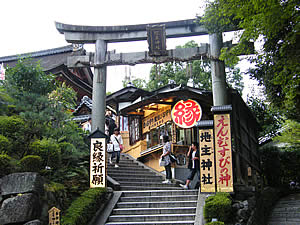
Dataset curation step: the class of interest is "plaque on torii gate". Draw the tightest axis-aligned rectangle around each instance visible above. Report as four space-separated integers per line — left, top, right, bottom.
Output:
55 19 239 132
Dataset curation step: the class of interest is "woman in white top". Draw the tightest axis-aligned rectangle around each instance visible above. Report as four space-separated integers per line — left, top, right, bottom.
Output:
160 135 172 184
110 127 123 167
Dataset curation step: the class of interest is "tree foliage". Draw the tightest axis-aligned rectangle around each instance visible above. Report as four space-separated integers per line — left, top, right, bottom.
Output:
200 0 300 121
145 41 244 93
273 120 300 147
246 96 282 138
1 58 89 210
122 78 147 89
260 144 300 186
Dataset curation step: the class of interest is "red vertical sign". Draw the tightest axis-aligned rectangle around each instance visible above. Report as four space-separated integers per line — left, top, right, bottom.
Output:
214 114 233 192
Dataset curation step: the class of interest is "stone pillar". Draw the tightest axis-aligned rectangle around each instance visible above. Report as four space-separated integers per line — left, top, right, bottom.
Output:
209 33 227 106
92 39 107 132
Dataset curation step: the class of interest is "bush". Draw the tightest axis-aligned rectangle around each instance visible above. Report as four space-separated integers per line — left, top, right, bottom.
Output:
59 142 75 156
30 138 61 169
0 116 25 137
0 116 26 156
0 135 12 154
204 192 232 223
45 182 67 210
0 154 13 177
206 222 225 225
61 188 107 225
19 155 43 172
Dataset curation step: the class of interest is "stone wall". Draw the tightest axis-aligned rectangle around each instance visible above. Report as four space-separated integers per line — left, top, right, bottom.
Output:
231 186 282 225
0 172 44 225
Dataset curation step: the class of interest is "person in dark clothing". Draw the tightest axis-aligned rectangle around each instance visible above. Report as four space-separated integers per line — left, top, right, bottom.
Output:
105 110 117 137
180 142 200 189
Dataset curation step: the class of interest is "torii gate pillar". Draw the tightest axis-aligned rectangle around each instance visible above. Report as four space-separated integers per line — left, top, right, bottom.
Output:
92 40 107 132
209 33 227 106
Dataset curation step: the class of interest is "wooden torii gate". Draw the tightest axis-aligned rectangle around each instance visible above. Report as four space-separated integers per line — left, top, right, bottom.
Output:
55 19 236 133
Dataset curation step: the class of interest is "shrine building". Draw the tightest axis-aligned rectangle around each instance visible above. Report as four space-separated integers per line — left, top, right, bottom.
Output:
106 83 261 192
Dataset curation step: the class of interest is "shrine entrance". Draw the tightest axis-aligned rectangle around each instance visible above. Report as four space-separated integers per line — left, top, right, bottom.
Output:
55 19 260 193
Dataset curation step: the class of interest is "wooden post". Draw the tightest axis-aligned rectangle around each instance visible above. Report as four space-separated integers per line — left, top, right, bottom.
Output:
92 39 107 132
209 33 227 106
48 207 60 225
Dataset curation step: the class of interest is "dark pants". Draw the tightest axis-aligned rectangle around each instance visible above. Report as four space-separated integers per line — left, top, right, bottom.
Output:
165 163 172 179
187 168 200 181
115 151 120 163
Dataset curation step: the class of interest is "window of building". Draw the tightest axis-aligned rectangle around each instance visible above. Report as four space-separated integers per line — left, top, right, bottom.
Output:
129 116 142 145
176 127 193 145
146 122 172 148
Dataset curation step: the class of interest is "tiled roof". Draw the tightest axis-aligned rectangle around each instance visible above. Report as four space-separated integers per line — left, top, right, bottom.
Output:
0 45 73 63
74 95 93 114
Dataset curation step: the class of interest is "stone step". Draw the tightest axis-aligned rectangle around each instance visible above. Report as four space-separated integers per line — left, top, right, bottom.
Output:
269 213 300 219
107 213 195 222
111 207 196 215
269 220 300 225
120 186 183 191
107 167 152 173
105 221 195 225
108 160 139 165
272 206 300 212
116 200 197 208
117 181 178 187
108 171 158 176
107 161 144 168
121 190 198 197
103 154 198 225
109 171 159 176
119 195 198 202
113 177 163 182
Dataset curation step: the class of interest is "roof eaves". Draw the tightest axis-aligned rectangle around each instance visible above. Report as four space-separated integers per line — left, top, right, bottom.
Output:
0 45 74 63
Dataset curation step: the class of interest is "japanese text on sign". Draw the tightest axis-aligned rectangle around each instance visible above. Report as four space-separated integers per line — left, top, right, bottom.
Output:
48 207 60 225
214 114 233 192
199 129 216 193
142 106 171 134
90 138 106 188
171 99 202 128
147 25 167 56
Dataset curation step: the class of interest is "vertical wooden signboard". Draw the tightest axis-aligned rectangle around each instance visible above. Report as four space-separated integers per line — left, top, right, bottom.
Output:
199 129 216 192
214 114 233 192
89 129 107 188
147 25 167 56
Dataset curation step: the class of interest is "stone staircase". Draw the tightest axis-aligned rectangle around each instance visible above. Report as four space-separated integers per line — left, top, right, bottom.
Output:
268 193 300 225
103 154 199 225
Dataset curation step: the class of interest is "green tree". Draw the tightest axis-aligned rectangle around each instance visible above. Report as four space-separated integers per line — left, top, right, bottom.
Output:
200 0 300 121
273 120 300 147
0 85 14 116
4 58 86 157
145 41 244 93
246 96 282 138
122 78 147 89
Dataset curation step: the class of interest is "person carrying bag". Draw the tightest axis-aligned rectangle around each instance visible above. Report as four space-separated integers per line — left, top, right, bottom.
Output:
110 127 123 168
107 141 114 164
160 135 172 184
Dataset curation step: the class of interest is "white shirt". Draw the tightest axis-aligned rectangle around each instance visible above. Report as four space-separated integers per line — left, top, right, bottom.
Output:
110 134 123 152
192 150 196 169
83 122 91 132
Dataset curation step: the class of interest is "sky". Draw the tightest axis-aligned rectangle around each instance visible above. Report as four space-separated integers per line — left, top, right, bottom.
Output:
1 0 259 98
